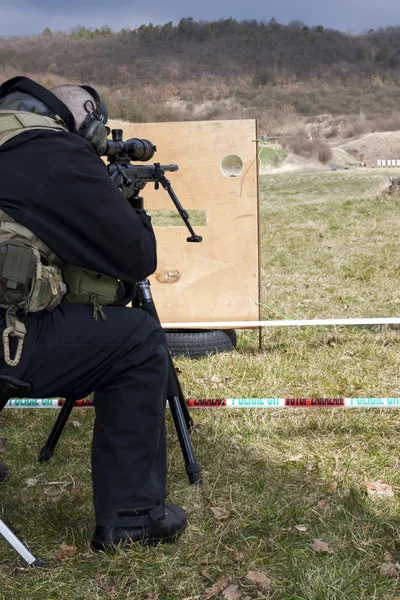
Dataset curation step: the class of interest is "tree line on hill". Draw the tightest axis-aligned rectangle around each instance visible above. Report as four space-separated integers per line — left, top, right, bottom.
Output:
1 18 400 88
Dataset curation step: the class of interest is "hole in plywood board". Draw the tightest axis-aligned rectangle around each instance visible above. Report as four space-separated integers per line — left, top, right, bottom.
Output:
220 154 244 177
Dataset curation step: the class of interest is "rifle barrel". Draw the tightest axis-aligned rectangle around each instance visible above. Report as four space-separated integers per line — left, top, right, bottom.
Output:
126 164 178 173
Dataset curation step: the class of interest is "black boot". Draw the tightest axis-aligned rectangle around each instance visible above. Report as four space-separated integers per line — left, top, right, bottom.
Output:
0 461 9 483
91 503 187 551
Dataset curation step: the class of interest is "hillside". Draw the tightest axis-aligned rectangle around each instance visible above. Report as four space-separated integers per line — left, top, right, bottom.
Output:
339 130 400 165
3 19 400 86
1 18 400 158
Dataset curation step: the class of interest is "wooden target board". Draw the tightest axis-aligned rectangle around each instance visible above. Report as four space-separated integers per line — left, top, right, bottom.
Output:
108 119 260 324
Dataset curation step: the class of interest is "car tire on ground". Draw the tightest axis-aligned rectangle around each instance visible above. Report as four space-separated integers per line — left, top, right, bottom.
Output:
165 329 237 359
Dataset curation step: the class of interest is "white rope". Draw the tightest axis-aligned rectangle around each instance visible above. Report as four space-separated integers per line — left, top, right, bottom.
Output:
161 318 400 329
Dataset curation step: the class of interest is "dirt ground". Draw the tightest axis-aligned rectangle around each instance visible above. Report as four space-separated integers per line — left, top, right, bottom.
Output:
260 129 400 174
338 130 400 167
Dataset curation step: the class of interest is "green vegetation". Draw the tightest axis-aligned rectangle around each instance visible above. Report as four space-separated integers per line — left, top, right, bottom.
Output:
148 209 206 227
1 171 400 598
6 18 400 86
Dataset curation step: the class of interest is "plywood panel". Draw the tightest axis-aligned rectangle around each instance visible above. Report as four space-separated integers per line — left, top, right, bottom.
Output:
107 119 260 323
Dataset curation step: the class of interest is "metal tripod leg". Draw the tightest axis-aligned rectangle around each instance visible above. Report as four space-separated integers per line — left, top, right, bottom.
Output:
167 357 201 484
38 397 75 462
137 280 201 484
168 353 194 431
0 519 45 567
168 395 200 484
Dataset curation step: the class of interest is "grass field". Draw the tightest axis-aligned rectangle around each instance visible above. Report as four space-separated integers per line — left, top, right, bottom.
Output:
1 170 400 599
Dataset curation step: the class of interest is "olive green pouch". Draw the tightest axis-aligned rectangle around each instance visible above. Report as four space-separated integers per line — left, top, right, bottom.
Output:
62 264 119 320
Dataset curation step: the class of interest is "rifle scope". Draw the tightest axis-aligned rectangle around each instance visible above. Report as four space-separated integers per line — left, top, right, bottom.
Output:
104 129 156 162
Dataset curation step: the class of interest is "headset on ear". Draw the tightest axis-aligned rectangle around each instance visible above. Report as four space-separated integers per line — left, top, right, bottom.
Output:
76 85 109 156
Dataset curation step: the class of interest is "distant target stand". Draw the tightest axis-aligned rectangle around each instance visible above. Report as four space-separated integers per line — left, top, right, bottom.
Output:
254 134 285 166
4 316 400 411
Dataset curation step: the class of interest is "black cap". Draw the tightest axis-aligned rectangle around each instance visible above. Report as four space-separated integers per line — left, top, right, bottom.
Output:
0 76 75 132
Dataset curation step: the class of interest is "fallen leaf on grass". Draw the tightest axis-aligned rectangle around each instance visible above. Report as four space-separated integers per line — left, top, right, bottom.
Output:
71 420 81 428
222 584 243 599
330 482 338 491
57 542 78 561
246 571 272 592
286 454 304 462
201 569 213 580
317 499 328 509
0 438 7 453
209 375 224 389
332 469 345 479
203 575 229 599
208 497 231 520
384 551 394 562
210 506 230 520
235 551 245 561
294 524 308 532
362 481 394 497
310 539 334 554
25 478 37 488
380 562 400 578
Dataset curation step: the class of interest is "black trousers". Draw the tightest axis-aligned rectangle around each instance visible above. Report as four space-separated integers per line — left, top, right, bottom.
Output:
0 304 169 527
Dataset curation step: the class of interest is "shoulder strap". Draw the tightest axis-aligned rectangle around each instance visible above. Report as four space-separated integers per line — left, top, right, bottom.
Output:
0 110 68 147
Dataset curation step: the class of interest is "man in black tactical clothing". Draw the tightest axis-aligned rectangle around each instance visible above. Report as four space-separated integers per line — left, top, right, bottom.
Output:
0 76 187 550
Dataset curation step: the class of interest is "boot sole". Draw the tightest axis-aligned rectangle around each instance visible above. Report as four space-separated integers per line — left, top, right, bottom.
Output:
92 528 185 552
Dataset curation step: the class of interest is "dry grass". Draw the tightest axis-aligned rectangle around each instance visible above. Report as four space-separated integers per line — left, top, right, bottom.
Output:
1 170 400 599
286 138 333 164
3 66 400 144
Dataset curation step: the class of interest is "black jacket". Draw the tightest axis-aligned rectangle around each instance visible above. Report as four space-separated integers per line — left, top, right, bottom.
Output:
0 129 157 286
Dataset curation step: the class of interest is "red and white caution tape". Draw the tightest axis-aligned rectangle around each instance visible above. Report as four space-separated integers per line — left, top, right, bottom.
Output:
5 398 400 408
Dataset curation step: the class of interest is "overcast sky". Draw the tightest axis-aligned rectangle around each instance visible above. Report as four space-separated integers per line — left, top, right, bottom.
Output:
0 0 399 36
